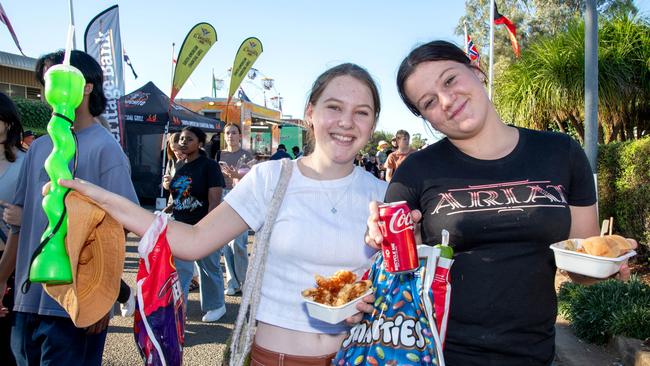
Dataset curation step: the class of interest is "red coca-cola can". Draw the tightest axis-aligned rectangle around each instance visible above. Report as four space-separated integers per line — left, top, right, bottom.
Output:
377 201 419 273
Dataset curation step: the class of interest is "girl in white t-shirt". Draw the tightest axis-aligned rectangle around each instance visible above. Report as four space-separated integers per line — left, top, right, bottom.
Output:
61 63 387 365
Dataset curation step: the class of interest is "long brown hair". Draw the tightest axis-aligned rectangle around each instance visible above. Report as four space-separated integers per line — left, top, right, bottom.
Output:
165 132 181 161
0 92 25 162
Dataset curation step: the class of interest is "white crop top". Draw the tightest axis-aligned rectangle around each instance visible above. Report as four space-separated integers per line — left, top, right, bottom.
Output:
225 158 387 334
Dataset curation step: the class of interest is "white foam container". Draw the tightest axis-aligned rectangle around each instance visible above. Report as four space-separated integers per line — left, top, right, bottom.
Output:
303 289 373 324
550 239 636 278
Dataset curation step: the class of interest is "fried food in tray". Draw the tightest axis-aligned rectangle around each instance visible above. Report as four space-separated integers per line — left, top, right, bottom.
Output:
564 235 632 258
302 270 372 307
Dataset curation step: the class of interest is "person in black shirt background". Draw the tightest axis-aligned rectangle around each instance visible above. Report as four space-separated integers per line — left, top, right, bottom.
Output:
364 155 380 179
171 126 227 323
365 40 637 366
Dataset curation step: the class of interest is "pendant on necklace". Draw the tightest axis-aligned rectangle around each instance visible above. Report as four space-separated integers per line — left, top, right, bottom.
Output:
331 207 337 214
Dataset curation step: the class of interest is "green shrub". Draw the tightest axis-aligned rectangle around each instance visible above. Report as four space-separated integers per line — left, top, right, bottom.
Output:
558 278 650 344
12 97 51 136
597 137 650 257
610 304 650 340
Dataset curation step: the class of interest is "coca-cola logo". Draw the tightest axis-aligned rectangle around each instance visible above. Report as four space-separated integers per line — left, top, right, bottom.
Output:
389 208 413 234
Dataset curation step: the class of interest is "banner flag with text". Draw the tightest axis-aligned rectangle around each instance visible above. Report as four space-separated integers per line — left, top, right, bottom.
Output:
171 23 217 101
84 5 125 146
227 37 263 100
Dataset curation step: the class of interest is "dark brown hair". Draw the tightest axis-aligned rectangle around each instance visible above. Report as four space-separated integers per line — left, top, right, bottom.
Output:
0 92 25 162
181 126 207 145
397 40 484 117
35 50 107 117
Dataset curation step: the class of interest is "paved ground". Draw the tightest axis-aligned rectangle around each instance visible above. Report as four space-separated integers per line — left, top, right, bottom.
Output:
555 318 622 366
102 234 240 366
102 235 627 365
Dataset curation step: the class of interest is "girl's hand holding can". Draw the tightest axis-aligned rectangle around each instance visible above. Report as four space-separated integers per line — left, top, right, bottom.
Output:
365 201 383 250
365 201 423 250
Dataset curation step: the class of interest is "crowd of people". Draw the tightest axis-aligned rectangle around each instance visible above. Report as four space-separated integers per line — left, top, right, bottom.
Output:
350 129 420 182
0 40 638 366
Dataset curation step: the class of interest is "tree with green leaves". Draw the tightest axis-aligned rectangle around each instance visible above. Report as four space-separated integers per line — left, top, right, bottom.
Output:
12 97 51 136
410 133 428 150
361 130 394 156
493 15 649 143
456 0 639 77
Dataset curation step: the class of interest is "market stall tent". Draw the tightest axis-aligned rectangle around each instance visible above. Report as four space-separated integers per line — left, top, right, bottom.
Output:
121 82 223 203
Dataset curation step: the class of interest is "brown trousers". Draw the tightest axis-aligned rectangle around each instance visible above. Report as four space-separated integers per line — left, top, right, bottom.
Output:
250 342 336 366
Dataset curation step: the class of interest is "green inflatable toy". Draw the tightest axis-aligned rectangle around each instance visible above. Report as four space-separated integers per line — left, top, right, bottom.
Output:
28 63 86 284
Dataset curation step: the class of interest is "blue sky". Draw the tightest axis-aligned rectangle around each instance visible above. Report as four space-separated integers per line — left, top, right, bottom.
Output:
1 0 649 139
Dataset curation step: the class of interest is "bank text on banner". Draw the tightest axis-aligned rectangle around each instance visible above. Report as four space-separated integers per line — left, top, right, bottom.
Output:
84 5 125 146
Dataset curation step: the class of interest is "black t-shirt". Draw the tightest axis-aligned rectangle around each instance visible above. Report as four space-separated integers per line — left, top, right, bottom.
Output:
385 128 596 366
170 155 225 225
364 161 381 178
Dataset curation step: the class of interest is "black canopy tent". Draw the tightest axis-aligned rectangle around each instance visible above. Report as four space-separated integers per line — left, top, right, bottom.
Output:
121 82 224 202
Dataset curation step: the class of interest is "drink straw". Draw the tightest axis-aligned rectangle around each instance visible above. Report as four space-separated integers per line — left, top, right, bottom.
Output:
63 25 74 66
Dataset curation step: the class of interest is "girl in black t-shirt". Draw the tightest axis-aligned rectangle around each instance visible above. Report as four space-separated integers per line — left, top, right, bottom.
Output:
170 126 227 323
365 40 638 366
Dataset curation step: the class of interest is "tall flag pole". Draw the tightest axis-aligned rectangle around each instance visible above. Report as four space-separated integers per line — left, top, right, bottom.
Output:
494 2 520 57
464 20 469 54
0 2 25 55
68 0 76 49
488 1 495 99
212 68 217 98
160 42 176 200
170 42 176 96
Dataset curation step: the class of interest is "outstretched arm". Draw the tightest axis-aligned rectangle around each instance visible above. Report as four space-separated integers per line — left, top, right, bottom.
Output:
60 178 249 260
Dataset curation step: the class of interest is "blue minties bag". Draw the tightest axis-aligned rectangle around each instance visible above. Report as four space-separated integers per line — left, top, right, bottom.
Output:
332 246 447 366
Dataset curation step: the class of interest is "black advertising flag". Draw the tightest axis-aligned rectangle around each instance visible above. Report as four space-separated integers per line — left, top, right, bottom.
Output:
84 5 126 146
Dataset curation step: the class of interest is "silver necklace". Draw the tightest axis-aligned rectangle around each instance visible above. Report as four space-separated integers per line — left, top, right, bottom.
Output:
320 169 357 214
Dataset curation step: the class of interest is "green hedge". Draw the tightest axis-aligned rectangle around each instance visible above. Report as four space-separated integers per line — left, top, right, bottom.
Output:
558 278 650 344
598 137 650 256
12 97 51 136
